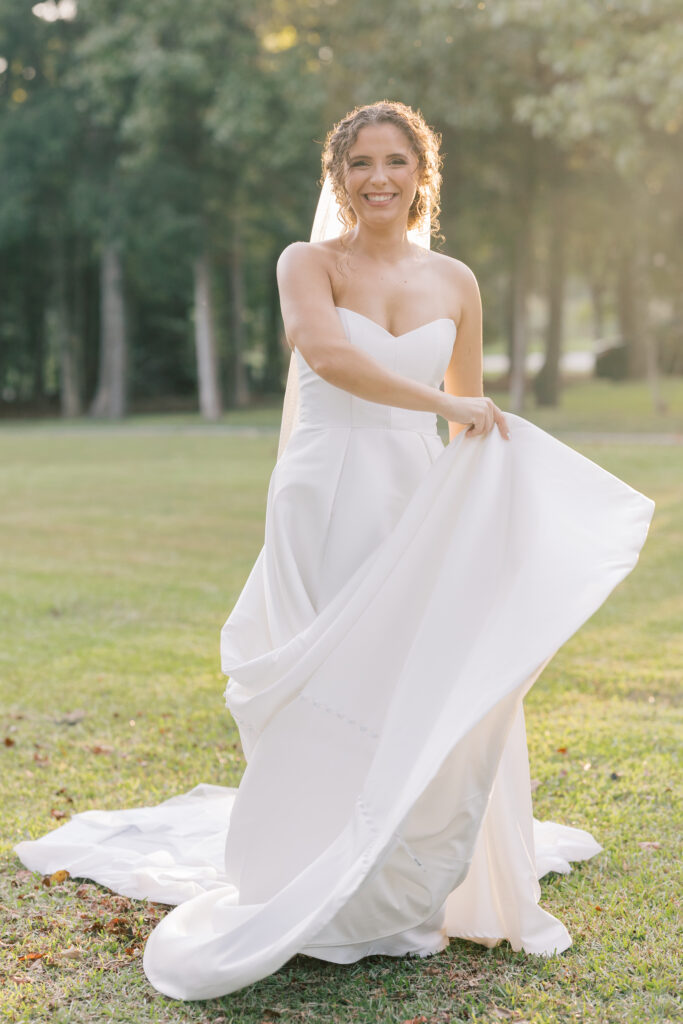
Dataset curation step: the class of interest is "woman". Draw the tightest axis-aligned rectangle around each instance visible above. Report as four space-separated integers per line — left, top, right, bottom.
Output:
14 101 655 1002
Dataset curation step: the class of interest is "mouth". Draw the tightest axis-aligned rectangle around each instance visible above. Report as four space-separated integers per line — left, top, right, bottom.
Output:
362 192 398 207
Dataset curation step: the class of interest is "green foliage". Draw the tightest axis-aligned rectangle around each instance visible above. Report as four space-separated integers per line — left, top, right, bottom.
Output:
0 0 681 410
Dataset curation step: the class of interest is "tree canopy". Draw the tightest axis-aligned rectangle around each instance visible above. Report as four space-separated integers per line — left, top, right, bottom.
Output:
0 0 680 416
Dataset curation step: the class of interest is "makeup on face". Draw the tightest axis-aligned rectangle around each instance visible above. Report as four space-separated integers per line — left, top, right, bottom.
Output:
345 124 419 218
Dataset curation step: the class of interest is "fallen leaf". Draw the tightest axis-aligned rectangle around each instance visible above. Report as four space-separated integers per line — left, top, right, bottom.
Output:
17 952 45 962
50 809 68 821
104 916 132 935
89 744 115 755
49 869 70 884
556 746 568 755
638 841 661 850
4 737 16 747
56 710 86 726
54 946 83 961
33 751 49 764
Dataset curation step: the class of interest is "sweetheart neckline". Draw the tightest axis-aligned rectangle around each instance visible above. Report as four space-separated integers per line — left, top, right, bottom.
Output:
335 306 457 340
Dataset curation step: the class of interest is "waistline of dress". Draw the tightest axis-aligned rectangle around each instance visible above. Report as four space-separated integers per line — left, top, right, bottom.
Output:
294 419 440 439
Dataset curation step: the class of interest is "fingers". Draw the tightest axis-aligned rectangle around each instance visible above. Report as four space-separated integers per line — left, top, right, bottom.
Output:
495 407 510 440
465 400 509 440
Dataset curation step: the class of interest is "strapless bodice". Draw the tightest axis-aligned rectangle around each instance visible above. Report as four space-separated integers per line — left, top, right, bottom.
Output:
294 306 457 436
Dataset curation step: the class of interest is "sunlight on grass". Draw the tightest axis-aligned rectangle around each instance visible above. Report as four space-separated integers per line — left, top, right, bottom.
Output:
0 429 680 1023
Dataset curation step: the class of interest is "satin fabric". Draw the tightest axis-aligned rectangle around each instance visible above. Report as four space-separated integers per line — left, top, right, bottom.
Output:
14 307 654 1000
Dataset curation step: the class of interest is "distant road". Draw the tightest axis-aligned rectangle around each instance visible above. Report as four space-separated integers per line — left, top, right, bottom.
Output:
483 351 595 375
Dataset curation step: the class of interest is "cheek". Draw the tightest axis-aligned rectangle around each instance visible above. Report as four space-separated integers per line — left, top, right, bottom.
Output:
399 166 419 190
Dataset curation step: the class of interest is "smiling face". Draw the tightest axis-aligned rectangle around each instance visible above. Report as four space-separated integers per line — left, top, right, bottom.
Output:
343 122 421 231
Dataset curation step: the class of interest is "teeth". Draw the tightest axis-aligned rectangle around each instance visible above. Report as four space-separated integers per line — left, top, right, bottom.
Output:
365 193 395 203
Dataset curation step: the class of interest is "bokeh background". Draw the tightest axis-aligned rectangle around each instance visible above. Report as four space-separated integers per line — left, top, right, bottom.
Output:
1 0 681 424
2 6 682 1022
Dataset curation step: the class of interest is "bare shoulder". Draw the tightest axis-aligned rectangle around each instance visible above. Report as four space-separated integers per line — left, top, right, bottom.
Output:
426 249 480 294
276 241 335 307
277 240 320 275
418 249 481 326
277 238 341 275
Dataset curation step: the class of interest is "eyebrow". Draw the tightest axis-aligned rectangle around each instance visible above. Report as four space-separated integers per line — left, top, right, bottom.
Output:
348 152 409 160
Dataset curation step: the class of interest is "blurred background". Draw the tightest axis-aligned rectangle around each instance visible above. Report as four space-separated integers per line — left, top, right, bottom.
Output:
0 0 681 425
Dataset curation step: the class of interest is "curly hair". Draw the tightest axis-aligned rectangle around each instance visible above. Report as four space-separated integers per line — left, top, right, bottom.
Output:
320 100 443 242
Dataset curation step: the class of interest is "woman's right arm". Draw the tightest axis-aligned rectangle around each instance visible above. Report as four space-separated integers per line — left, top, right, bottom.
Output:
276 242 474 423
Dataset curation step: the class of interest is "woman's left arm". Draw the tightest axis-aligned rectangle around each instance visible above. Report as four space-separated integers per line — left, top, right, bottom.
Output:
444 260 486 442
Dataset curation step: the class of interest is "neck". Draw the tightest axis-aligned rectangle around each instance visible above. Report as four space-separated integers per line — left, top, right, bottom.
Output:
346 220 414 263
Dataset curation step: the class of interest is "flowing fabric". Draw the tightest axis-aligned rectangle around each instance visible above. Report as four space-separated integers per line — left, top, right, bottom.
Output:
14 306 655 1001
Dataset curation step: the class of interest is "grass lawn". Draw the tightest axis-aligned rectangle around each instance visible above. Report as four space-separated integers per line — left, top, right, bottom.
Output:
4 375 683 439
0 421 680 1024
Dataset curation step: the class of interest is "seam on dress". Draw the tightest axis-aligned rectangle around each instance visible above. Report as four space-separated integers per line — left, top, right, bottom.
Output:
316 426 353 604
393 831 426 869
356 796 379 833
300 692 380 740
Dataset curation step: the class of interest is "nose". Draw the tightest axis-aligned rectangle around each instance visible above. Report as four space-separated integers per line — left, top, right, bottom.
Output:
369 162 389 186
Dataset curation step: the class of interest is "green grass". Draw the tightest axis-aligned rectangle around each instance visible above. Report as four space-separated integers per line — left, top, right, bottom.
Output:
0 424 681 1024
487 376 683 436
2 376 683 439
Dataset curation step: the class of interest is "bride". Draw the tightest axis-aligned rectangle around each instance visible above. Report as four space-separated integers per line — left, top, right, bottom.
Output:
14 101 655 1002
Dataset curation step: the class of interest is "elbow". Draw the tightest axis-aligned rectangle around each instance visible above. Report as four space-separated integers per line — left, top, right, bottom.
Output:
306 344 347 383
310 351 333 380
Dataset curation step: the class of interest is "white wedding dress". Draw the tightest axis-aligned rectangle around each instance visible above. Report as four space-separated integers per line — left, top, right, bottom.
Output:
14 306 655 1001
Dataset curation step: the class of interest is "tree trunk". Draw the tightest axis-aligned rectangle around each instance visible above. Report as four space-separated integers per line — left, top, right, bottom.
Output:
193 247 222 421
264 248 285 393
618 191 666 411
508 140 536 414
55 238 81 417
617 248 640 374
509 215 532 413
90 237 127 419
228 217 250 409
25 242 46 403
533 186 565 407
590 280 606 343
631 195 665 411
